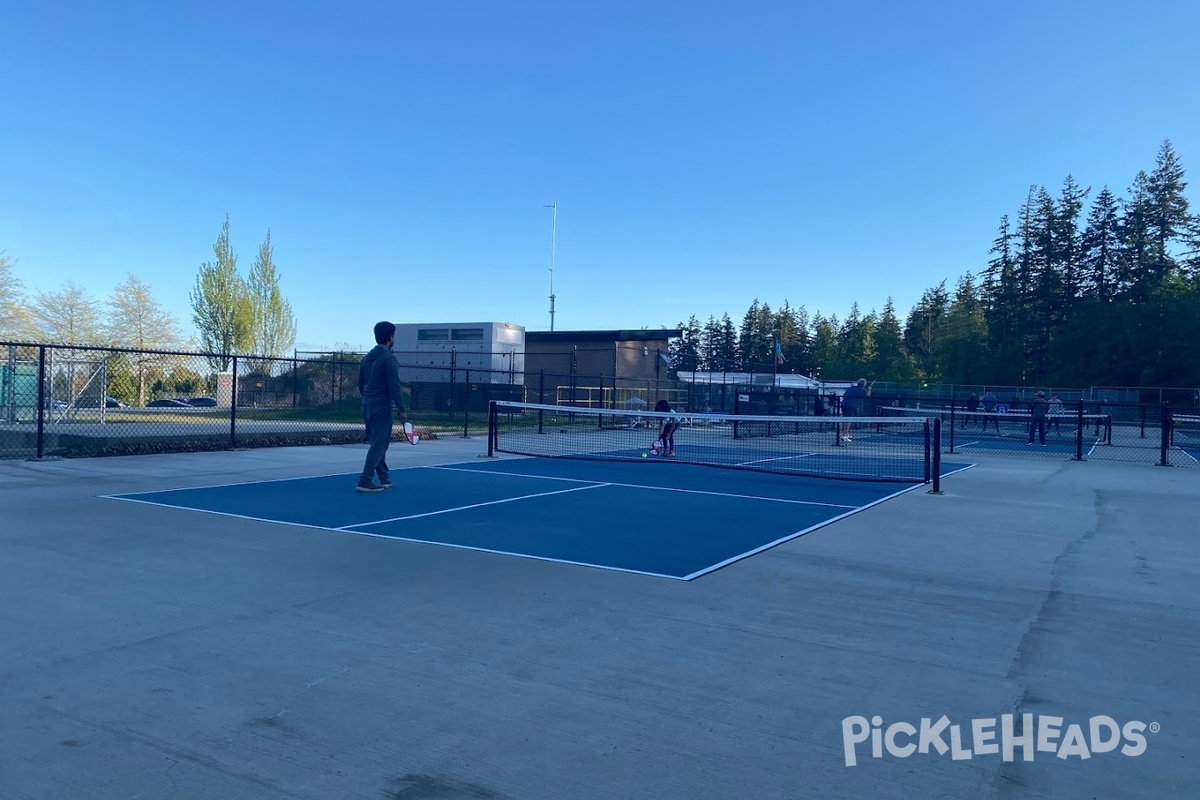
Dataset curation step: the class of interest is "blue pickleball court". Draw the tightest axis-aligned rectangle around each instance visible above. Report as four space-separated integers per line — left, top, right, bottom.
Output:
105 455 972 580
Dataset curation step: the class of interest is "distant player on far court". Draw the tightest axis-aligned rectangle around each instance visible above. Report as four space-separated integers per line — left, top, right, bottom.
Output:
840 379 869 442
356 321 408 492
654 399 679 457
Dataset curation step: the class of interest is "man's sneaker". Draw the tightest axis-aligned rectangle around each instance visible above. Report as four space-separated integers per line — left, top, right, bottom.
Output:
379 478 392 489
356 480 385 493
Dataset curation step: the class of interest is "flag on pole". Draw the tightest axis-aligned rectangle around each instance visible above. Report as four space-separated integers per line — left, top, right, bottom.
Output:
775 340 785 365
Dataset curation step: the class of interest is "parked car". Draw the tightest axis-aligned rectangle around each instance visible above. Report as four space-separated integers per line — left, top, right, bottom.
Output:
75 396 126 409
186 397 218 407
147 399 192 408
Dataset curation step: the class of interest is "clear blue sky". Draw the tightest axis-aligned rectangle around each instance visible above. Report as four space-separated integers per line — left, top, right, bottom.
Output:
3 0 1197 351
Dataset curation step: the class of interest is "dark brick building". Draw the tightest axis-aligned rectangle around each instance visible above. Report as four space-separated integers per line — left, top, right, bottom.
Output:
523 329 682 406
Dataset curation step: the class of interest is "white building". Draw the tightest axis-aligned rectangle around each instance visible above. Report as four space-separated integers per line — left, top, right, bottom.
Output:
391 322 525 384
673 371 824 391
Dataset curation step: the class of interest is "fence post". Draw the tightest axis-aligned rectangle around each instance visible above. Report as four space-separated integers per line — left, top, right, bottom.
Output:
462 369 471 438
1075 400 1085 460
538 369 545 434
1160 403 1171 466
230 356 238 449
948 403 956 453
292 352 298 410
36 346 46 459
597 374 605 430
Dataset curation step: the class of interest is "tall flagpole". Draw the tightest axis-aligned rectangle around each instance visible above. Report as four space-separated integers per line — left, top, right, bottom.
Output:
543 202 557 331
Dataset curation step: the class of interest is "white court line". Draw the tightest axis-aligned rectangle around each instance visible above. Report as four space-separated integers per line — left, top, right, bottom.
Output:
940 463 978 478
1171 446 1199 463
681 462 979 581
736 452 820 466
337 483 610 529
426 464 860 510
98 462 435 498
103 495 344 534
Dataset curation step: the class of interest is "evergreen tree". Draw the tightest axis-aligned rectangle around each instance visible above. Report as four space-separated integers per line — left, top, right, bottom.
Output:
936 274 990 384
983 215 1023 383
808 313 840 380
903 283 949 380
1080 188 1122 301
667 317 703 373
754 302 775 370
1118 171 1154 301
737 300 761 370
873 298 920 382
1055 174 1089 308
1025 186 1059 381
717 313 738 371
1146 139 1191 283
699 316 721 370
775 301 809 374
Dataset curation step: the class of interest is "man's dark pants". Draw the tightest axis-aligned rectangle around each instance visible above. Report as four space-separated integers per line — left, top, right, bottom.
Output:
1028 417 1047 445
361 405 394 484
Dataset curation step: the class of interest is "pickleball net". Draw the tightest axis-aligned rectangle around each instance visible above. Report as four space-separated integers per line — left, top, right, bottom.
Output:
486 400 939 483
877 405 1112 446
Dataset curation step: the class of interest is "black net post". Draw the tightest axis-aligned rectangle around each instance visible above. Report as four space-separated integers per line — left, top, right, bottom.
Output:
487 400 497 457
1075 400 1085 461
230 356 239 449
1140 404 1146 438
538 369 545 434
1160 403 1171 466
35 345 46 459
928 418 943 494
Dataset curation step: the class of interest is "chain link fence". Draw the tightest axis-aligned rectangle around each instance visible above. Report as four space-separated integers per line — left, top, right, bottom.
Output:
3 341 1197 470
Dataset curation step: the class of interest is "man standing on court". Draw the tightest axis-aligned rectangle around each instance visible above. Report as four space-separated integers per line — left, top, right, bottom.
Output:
1027 391 1049 447
356 321 408 492
840 379 869 442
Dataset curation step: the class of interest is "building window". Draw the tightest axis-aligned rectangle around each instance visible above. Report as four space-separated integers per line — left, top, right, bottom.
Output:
451 328 484 341
418 328 450 341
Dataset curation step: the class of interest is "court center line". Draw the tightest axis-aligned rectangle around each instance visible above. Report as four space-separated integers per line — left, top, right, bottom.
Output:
425 464 860 509
682 481 930 580
681 462 979 580
336 483 611 529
